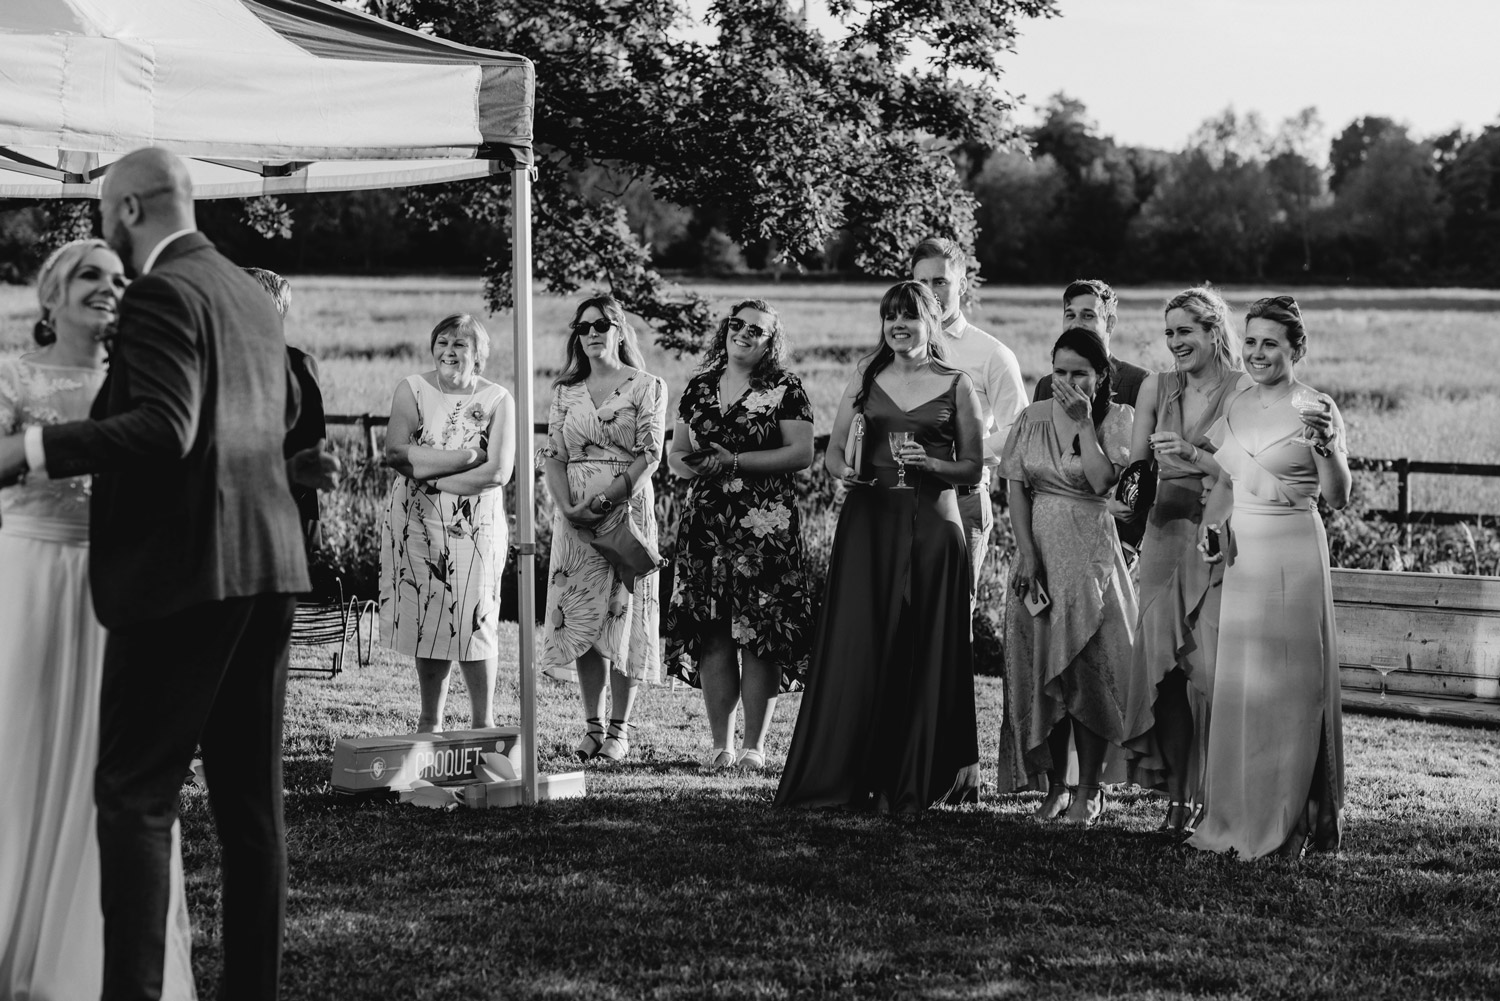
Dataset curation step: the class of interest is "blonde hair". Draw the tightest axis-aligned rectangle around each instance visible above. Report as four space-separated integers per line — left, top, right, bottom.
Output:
1162 286 1241 411
429 313 490 375
34 238 114 345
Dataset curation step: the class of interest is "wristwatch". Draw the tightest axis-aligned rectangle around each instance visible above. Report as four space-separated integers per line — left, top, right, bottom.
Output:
594 493 614 513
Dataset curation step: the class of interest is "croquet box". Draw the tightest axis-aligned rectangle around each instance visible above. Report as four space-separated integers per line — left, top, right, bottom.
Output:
331 726 522 795
462 770 588 809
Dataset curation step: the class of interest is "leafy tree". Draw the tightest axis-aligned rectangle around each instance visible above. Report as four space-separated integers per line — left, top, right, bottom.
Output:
1335 132 1447 279
1266 107 1327 273
970 152 1067 280
1328 115 1401 193
1435 126 1500 279
377 0 1058 353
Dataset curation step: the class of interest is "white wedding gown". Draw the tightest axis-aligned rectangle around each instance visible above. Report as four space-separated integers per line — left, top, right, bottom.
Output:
0 357 196 1000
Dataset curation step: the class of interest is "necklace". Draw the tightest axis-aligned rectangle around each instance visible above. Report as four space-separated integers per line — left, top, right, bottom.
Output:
1256 385 1294 409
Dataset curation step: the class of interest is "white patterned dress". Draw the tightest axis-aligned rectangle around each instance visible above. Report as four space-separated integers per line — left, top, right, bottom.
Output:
379 376 511 660
539 373 667 682
0 357 196 1000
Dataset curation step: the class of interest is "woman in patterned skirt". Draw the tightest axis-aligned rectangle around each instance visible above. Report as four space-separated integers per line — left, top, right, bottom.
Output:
665 299 816 770
539 296 667 763
380 314 517 732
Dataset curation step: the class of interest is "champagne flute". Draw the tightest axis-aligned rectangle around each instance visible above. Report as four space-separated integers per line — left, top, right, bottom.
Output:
1370 654 1402 702
1290 386 1327 447
888 431 915 489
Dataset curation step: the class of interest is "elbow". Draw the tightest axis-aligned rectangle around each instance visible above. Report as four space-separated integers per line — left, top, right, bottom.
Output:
792 442 816 471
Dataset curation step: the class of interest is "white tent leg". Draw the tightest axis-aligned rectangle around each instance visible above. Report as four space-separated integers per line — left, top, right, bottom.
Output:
512 165 538 806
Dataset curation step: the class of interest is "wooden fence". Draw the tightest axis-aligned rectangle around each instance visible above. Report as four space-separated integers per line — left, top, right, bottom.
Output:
327 413 1500 531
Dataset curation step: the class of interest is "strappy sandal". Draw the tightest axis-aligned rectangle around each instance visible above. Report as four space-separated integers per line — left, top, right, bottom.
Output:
703 747 735 771
735 748 765 771
1035 783 1074 821
1160 800 1197 835
575 717 607 762
597 718 634 763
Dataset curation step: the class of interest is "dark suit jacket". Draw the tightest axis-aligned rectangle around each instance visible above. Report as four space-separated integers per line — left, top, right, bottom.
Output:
283 345 327 543
1032 353 1150 409
43 232 310 628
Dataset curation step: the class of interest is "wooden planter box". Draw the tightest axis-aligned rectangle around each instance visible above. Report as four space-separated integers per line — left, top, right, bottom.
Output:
1334 568 1500 726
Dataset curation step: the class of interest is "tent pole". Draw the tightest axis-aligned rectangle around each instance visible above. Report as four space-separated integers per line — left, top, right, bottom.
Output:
512 164 538 806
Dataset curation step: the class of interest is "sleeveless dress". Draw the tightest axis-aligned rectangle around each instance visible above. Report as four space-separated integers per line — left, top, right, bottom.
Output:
997 400 1137 792
1189 389 1346 859
775 377 978 814
1122 372 1242 795
538 373 667 682
665 370 816 691
0 358 196 1000
379 376 511 660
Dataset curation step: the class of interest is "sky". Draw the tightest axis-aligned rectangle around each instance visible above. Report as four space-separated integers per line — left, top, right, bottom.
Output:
998 0 1500 155
770 0 1500 161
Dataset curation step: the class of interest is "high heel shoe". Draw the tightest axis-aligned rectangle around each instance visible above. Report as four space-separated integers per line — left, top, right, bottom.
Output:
1034 783 1074 821
597 718 633 763
575 717 606 761
1062 784 1105 827
1160 800 1196 835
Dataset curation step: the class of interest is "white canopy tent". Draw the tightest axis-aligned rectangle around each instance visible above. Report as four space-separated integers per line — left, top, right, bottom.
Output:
0 0 550 804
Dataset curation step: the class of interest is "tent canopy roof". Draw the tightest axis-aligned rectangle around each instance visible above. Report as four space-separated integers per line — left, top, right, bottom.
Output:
0 0 534 198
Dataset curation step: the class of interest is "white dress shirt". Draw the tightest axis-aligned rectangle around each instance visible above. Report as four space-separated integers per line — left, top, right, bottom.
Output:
936 315 1028 471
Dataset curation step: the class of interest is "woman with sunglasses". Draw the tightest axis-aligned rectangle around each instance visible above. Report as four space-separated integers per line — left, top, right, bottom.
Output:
997 327 1137 828
776 281 983 813
1189 295 1350 859
539 295 667 763
665 300 816 770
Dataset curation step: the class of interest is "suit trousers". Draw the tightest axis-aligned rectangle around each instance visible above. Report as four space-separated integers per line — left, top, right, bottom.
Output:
95 593 297 1001
956 476 993 600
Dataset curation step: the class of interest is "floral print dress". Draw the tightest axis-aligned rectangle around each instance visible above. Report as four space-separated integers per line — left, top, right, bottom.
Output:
665 370 816 691
379 375 511 660
538 372 667 682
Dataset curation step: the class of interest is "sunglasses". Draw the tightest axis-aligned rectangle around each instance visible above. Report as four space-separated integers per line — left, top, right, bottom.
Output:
727 316 772 340
1250 294 1300 313
571 318 613 338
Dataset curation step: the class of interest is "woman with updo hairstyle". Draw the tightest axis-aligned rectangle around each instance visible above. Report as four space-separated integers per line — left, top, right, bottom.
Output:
665 299 816 770
1 240 197 997
998 326 1137 827
1114 287 1246 834
538 295 667 763
1188 295 1351 859
776 281 984 813
380 313 517 732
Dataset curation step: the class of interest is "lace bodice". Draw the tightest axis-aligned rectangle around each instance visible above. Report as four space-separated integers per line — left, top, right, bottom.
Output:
0 356 105 525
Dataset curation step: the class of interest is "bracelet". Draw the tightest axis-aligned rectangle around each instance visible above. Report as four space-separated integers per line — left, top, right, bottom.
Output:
731 452 740 478
1188 443 1200 463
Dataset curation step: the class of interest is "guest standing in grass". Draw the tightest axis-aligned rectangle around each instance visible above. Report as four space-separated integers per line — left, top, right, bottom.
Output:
776 281 983 813
379 314 516 732
998 327 1137 827
665 299 816 771
1190 295 1350 859
539 295 667 764
1114 288 1245 835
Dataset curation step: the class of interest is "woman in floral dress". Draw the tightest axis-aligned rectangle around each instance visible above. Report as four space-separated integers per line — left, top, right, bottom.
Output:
665 299 816 770
539 296 667 763
380 314 516 732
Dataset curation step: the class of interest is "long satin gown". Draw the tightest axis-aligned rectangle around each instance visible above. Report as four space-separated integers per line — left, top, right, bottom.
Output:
0 357 196 1000
775 378 978 814
1122 373 1242 797
1189 388 1345 858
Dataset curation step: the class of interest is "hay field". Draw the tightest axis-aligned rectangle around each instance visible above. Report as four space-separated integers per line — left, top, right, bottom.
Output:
4 277 1498 513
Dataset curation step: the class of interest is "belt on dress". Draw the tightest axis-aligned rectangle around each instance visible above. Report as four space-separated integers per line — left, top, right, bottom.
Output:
954 484 980 496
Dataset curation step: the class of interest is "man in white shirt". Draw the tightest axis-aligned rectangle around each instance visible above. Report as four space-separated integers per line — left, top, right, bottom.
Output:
909 237 1028 596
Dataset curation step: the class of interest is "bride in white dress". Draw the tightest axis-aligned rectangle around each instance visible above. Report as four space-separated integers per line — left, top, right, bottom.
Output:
0 240 196 999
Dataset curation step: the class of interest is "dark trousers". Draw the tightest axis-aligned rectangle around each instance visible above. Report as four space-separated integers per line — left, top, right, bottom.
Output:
96 594 297 1001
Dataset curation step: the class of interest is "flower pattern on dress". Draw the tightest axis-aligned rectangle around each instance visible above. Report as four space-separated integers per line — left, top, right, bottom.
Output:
0 358 105 524
664 369 816 692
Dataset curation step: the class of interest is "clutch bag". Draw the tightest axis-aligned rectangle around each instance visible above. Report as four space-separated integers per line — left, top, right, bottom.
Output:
1114 457 1158 520
584 503 662 591
844 411 866 477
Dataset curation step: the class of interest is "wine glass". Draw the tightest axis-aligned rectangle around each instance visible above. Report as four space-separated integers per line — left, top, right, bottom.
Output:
888 431 915 489
1290 386 1327 447
1370 654 1403 702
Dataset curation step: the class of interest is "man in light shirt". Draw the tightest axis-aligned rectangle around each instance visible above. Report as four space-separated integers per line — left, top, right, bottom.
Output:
909 237 1028 595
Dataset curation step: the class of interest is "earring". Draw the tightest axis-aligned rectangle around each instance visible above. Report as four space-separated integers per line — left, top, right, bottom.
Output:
33 315 56 347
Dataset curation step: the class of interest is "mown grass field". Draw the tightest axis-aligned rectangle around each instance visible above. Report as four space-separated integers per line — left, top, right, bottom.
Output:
160 626 1500 999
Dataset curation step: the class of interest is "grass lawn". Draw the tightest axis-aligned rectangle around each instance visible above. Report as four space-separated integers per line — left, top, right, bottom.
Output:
172 626 1500 1000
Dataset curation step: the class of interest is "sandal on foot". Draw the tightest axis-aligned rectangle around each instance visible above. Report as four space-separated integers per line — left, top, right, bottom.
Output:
1063 784 1106 827
1161 800 1196 835
1035 783 1074 821
703 747 735 771
597 718 634 763
576 717 606 762
735 748 765 770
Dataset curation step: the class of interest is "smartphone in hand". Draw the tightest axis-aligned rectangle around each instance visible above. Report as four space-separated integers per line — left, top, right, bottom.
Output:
1024 581 1051 617
681 446 715 466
